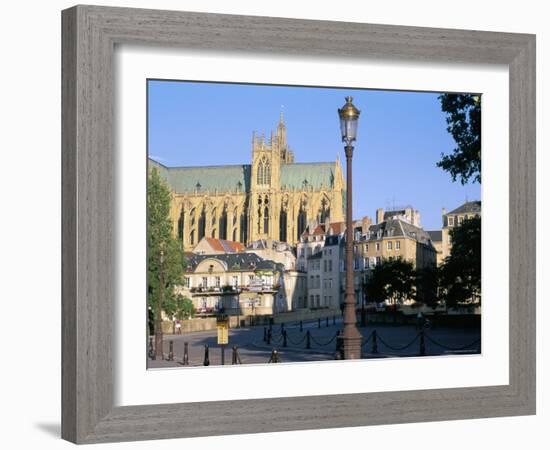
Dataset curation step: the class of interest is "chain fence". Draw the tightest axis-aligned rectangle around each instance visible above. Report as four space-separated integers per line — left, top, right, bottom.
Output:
149 326 481 366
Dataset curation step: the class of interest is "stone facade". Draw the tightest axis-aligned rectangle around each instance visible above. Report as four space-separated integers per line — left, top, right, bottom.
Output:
428 201 482 265
177 252 306 318
149 115 345 252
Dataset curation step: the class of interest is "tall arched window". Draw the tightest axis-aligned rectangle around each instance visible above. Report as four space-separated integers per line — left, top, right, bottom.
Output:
318 197 330 224
177 205 184 241
240 213 248 243
219 208 228 240
257 162 264 185
198 208 206 241
263 206 269 233
232 228 237 242
279 209 287 242
256 158 271 185
264 161 271 185
189 230 195 246
297 207 307 240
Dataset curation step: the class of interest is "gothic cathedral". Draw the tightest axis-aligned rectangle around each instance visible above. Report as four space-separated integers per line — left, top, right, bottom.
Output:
149 115 345 251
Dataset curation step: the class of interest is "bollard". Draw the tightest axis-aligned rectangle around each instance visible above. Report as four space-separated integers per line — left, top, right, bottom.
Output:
318 318 321 329
148 336 155 360
203 344 210 366
232 346 238 364
267 328 272 345
333 316 336 325
269 349 280 363
168 340 174 361
183 342 189 365
283 330 288 348
419 329 426 356
263 327 267 342
335 330 343 359
299 320 303 332
372 330 378 354
306 330 311 349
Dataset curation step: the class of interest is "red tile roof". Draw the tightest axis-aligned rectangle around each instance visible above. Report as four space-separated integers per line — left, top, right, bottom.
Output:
204 237 245 253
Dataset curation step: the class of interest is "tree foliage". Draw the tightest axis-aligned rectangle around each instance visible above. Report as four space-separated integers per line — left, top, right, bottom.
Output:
365 257 416 305
438 93 481 184
415 265 441 307
440 216 481 307
147 167 186 320
164 294 195 320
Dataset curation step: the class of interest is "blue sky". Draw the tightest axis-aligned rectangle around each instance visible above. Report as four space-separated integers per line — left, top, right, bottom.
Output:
147 80 480 231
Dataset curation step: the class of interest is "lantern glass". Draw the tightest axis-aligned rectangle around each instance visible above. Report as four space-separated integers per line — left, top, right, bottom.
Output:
338 96 360 145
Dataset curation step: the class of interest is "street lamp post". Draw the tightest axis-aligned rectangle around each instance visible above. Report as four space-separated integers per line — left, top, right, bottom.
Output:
337 96 363 359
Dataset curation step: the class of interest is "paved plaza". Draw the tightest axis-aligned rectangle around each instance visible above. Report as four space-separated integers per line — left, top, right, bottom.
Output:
148 318 481 368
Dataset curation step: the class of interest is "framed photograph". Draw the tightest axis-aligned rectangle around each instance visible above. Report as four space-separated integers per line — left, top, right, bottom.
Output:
62 5 535 444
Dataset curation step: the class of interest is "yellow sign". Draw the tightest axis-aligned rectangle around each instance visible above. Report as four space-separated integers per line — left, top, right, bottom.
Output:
217 320 229 345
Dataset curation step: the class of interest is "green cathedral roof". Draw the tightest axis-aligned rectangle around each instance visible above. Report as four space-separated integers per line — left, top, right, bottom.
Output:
149 159 338 193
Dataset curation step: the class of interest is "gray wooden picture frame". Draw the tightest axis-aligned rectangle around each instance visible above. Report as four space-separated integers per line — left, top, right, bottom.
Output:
61 5 536 444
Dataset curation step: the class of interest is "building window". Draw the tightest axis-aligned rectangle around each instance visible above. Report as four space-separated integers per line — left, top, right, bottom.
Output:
310 295 314 307
248 274 254 284
328 260 333 272
376 243 380 252
183 277 190 288
232 276 238 287
376 256 381 265
396 240 401 250
387 241 393 250
257 158 271 185
202 277 208 288
365 244 369 252
364 258 369 269
316 275 320 288
215 277 221 288
300 248 305 257
448 217 454 226
324 260 327 272
316 295 320 307
263 206 269 233
458 216 464 225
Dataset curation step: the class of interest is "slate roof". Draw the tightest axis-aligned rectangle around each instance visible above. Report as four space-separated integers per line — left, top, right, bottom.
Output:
150 159 250 193
149 158 337 193
186 252 284 272
279 162 336 190
448 201 482 215
365 219 434 247
427 230 442 242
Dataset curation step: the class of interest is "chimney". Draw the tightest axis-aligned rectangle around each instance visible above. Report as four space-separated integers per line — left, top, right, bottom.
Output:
361 216 372 233
442 208 447 227
376 208 384 224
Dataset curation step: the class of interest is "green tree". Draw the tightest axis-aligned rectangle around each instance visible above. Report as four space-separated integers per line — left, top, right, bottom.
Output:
148 167 186 359
365 258 416 306
438 93 481 184
415 265 440 307
440 216 481 307
164 294 195 320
